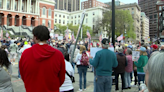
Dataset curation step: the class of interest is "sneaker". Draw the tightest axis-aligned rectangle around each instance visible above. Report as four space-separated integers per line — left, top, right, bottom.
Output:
79 89 82 92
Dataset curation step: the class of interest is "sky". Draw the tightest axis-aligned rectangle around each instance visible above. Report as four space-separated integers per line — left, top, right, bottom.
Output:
81 0 138 4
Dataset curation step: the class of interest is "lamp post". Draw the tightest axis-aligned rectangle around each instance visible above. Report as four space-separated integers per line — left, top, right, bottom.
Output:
112 0 115 48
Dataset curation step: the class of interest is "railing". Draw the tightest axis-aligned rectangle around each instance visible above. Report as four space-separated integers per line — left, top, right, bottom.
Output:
21 25 32 32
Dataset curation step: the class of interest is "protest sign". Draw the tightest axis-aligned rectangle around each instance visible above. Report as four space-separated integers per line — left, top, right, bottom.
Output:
132 51 140 61
90 47 114 58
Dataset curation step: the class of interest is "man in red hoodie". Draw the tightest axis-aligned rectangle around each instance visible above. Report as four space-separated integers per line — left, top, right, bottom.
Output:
19 25 65 92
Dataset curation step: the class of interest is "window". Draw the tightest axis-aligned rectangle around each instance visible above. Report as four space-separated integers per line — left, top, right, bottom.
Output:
63 15 65 18
132 8 134 10
63 20 65 24
55 19 57 23
86 13 88 16
42 20 45 25
42 7 46 15
78 15 80 18
7 0 10 9
55 14 57 17
59 19 61 23
0 0 2 8
149 15 152 19
71 21 73 24
75 16 76 18
159 6 162 10
93 18 95 23
93 12 95 15
86 18 88 23
48 21 51 28
71 16 73 19
59 15 61 17
67 16 69 19
154 14 157 18
48 8 51 16
75 20 76 24
78 20 80 24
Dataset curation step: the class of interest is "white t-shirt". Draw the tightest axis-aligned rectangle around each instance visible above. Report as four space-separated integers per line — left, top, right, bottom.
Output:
60 60 74 91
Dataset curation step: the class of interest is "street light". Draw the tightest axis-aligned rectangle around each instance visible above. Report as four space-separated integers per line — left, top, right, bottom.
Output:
112 0 115 47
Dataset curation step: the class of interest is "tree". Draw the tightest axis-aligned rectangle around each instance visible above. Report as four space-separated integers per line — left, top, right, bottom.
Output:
95 9 136 39
54 24 92 38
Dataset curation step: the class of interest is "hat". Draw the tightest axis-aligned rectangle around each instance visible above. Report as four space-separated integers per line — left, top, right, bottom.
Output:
118 47 123 53
140 47 146 52
152 44 158 49
101 38 109 45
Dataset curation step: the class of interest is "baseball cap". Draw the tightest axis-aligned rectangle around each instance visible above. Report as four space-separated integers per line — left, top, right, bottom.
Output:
101 38 109 45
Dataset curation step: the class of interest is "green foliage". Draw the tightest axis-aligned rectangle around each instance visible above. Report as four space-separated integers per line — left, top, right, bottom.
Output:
54 24 93 38
96 9 136 39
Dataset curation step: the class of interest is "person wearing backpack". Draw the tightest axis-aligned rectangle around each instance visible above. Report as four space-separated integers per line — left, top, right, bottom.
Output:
75 45 89 92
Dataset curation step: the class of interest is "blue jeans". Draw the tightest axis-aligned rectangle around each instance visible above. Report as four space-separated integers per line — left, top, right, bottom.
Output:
94 76 96 92
124 72 131 88
137 74 145 85
96 76 112 92
78 66 88 89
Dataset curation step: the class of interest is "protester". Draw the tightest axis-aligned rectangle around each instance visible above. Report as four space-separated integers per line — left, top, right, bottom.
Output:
134 47 148 90
60 53 74 92
141 52 164 92
0 48 13 92
114 47 127 91
9 41 18 65
150 44 158 57
75 45 89 91
89 38 118 92
124 48 133 89
19 25 66 92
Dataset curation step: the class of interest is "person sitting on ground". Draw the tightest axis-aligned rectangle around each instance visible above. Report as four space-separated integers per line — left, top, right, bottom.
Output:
0 48 13 92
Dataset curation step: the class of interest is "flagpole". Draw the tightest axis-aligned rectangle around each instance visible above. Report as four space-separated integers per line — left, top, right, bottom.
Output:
81 27 83 39
70 11 86 63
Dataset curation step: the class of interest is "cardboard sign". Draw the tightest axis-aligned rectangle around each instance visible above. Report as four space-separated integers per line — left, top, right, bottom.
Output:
132 51 140 61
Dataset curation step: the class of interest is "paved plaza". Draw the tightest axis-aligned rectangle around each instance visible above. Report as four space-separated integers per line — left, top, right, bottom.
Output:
11 59 139 92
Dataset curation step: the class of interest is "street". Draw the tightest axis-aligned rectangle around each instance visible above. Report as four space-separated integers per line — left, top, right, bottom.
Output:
11 60 139 92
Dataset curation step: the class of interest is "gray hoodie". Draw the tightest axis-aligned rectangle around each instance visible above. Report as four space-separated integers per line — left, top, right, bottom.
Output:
0 64 13 92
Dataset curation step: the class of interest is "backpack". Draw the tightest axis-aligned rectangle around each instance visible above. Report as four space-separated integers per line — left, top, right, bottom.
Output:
80 51 89 66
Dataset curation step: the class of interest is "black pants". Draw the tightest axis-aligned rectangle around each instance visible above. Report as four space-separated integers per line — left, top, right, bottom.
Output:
115 72 125 90
62 89 74 92
134 70 138 85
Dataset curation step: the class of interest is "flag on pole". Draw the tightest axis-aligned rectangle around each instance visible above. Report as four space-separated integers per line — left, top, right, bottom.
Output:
117 34 123 41
65 27 69 41
0 28 3 40
86 30 91 38
71 32 75 41
99 31 102 42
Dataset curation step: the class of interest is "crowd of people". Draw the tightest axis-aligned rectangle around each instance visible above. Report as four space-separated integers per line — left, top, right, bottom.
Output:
0 25 164 92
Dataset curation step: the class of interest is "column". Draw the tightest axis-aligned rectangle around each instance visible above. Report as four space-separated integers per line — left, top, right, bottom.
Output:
4 15 7 26
19 0 22 11
35 1 37 14
11 0 13 10
57 0 59 9
29 0 31 13
4 0 7 9
63 0 64 10
26 16 31 26
37 1 39 15
11 16 15 26
74 0 76 11
26 0 29 12
66 0 68 11
71 0 73 12
13 0 15 11
18 16 22 26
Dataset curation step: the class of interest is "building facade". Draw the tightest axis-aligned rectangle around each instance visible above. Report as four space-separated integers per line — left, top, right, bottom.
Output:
81 0 109 10
117 3 141 42
54 6 109 38
105 0 125 6
55 0 80 12
138 0 158 39
156 0 164 36
0 0 54 36
141 12 150 43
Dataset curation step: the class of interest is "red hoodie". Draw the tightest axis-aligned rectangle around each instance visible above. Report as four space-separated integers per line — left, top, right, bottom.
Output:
19 44 65 92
